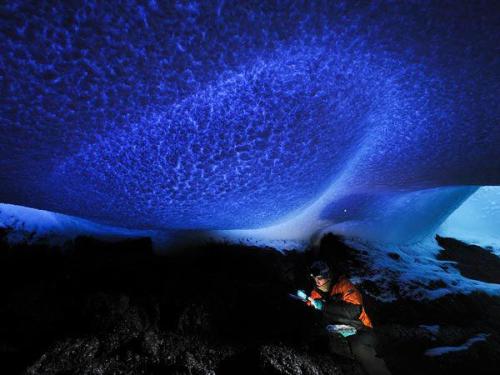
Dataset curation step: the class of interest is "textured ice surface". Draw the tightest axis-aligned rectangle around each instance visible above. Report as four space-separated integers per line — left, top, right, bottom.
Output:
1 1 499 242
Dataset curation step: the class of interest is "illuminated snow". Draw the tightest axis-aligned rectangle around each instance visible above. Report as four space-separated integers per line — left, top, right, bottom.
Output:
0 203 153 245
343 237 500 300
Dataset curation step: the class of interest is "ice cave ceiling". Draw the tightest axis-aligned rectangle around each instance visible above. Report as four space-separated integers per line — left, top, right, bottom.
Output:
1 1 499 243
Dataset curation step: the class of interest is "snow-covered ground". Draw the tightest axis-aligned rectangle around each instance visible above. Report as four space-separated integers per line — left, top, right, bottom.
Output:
329 187 500 300
345 236 500 300
0 202 233 251
0 203 154 247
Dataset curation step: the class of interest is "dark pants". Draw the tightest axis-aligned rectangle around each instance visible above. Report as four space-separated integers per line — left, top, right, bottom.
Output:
346 329 391 375
309 324 391 375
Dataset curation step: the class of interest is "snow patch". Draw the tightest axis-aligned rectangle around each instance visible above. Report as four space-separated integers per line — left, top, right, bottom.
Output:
0 203 155 247
419 325 440 336
343 237 500 300
424 333 490 357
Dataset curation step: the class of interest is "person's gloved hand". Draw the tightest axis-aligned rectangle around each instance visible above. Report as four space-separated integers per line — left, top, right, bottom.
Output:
296 290 308 302
310 299 323 310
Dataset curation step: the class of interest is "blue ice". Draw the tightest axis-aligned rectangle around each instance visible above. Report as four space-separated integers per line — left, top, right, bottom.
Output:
1 1 499 245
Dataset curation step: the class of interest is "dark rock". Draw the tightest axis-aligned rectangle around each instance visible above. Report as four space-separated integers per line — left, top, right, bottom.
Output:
422 335 500 375
317 234 369 278
387 252 400 261
426 280 447 290
359 280 383 298
72 235 153 257
1 235 500 374
258 343 344 375
176 300 213 334
159 333 236 375
26 337 102 375
436 235 500 284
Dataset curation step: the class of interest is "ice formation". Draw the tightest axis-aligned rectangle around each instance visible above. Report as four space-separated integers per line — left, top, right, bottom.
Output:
1 1 499 246
0 202 153 245
438 186 500 254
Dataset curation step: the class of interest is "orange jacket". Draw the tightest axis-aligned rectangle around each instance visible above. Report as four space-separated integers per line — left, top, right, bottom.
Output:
308 275 373 329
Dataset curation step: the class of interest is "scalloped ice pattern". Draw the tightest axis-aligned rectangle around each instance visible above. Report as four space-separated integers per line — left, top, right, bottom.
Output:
1 1 499 243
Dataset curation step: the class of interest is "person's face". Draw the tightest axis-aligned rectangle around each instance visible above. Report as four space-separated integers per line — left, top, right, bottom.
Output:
313 275 330 287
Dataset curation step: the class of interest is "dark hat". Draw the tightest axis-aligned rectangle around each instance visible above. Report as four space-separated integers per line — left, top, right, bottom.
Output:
310 260 330 278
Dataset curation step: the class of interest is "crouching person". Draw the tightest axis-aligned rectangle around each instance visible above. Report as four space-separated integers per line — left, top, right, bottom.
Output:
296 260 391 375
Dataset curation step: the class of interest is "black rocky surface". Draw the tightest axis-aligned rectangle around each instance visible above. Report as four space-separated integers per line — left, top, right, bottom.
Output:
436 235 500 284
0 232 499 374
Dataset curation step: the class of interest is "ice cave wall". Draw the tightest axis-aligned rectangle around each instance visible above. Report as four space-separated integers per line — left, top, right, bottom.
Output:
1 1 499 244
438 187 500 253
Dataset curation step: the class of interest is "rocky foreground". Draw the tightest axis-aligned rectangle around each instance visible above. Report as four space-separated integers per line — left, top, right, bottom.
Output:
0 231 499 374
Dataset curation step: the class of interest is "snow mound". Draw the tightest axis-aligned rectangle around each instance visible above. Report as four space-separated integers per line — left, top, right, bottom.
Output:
0 203 153 247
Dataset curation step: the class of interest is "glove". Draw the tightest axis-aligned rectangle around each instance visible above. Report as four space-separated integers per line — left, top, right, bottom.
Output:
296 290 308 302
310 299 323 310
